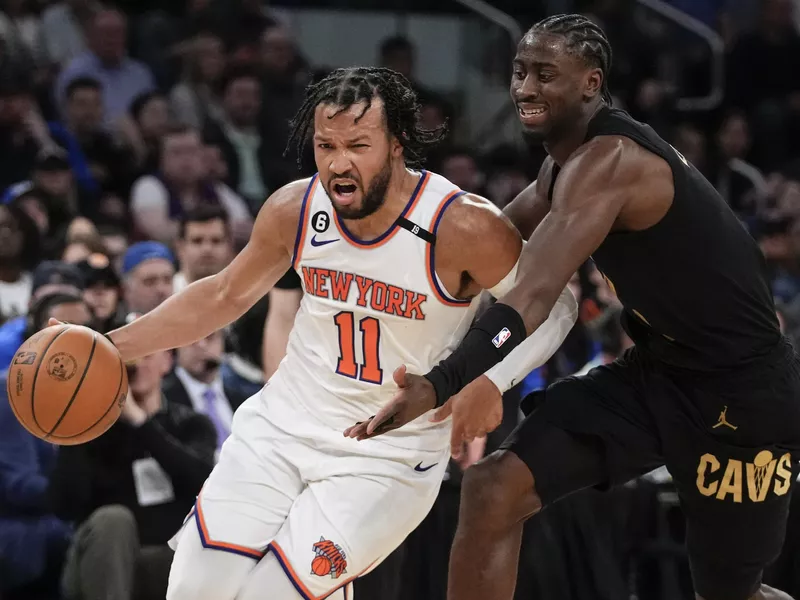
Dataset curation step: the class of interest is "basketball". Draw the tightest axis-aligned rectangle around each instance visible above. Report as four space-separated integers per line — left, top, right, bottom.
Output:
6 324 128 445
311 556 331 577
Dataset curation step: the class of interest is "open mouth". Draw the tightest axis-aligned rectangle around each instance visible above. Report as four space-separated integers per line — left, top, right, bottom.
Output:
517 102 548 124
334 183 357 196
331 181 359 206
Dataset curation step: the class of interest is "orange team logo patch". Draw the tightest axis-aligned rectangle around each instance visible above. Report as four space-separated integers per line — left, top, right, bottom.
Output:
310 537 348 579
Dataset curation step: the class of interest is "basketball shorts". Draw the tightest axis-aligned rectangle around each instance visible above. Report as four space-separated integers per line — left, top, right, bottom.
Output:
502 339 800 600
169 385 449 599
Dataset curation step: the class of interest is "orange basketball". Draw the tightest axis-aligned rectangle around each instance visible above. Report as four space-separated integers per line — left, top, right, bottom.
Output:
311 556 332 576
6 324 128 445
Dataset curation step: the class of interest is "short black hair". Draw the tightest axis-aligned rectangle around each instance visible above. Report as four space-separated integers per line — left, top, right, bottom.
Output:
129 90 166 121
285 66 447 169
528 14 613 104
30 291 90 333
179 205 230 239
380 35 414 59
218 65 261 96
65 76 101 100
3 199 42 270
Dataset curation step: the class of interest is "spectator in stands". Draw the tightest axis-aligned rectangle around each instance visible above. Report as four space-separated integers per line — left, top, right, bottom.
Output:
0 0 45 67
40 0 93 68
727 0 800 169
0 291 93 599
96 223 128 271
257 24 308 188
130 125 252 245
50 324 216 600
437 146 484 194
173 205 233 292
120 241 174 317
672 122 708 173
55 8 155 125
164 328 248 454
204 66 272 210
76 252 122 332
574 307 633 375
123 90 170 173
48 76 135 200
710 110 768 219
0 78 45 190
0 261 85 369
0 202 40 323
170 31 226 131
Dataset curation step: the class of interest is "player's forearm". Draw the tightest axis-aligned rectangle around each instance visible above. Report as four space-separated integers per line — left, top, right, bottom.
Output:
423 280 562 406
109 276 247 362
484 286 577 393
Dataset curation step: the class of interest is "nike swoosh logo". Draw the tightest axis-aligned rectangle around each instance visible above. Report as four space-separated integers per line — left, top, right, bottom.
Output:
414 462 438 472
310 235 339 247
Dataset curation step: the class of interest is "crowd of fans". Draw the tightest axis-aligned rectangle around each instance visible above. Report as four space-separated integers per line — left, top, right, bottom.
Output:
2 0 800 598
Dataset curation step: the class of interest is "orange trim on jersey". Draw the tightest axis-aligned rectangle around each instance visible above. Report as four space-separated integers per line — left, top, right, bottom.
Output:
292 175 320 270
269 541 376 600
426 190 472 307
334 170 430 249
193 497 265 560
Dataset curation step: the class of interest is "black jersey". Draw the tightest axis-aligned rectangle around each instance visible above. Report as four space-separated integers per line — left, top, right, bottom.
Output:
550 107 781 371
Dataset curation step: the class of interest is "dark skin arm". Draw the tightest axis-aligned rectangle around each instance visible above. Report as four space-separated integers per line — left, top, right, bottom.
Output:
357 136 674 452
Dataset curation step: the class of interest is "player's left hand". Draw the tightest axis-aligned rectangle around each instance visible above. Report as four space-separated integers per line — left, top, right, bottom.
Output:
343 365 437 440
430 375 503 458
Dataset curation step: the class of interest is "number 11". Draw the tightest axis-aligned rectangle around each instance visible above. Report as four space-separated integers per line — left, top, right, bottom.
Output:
333 312 383 384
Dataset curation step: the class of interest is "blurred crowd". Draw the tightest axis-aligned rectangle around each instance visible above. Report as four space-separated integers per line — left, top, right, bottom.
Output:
2 0 800 598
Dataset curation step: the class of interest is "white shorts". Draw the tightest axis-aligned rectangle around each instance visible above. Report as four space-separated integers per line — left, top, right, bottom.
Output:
170 385 449 599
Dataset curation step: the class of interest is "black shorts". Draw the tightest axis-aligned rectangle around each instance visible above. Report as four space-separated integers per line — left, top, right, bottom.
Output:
502 339 800 600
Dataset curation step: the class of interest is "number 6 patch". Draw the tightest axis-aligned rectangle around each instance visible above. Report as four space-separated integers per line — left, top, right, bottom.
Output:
312 211 330 233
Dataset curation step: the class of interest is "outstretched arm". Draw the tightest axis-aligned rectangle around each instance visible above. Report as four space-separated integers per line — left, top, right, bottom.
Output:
348 137 648 442
108 181 307 362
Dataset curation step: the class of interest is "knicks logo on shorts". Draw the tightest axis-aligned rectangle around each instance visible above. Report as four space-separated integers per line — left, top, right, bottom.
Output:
310 537 348 579
696 450 793 503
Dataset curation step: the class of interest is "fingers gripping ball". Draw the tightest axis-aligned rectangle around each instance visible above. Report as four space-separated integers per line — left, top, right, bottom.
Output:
6 324 128 445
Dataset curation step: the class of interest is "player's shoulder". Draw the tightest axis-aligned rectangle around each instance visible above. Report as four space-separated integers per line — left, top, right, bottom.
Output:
254 177 316 224
435 189 520 249
565 135 669 188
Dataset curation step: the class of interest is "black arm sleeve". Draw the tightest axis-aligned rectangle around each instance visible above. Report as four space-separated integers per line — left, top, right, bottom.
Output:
424 302 527 406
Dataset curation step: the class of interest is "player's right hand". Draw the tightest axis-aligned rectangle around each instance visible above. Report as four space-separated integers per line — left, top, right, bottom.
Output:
343 365 437 441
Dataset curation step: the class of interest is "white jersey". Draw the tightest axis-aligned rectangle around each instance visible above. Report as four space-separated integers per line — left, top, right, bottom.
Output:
265 170 479 451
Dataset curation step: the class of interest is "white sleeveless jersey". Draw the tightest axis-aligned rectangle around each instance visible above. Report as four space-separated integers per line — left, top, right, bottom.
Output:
265 170 479 452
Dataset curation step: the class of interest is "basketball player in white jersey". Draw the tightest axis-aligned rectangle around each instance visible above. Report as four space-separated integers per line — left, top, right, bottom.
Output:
87 67 577 600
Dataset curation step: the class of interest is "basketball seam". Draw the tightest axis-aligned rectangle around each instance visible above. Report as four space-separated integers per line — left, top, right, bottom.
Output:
29 326 71 435
43 332 98 439
49 343 125 439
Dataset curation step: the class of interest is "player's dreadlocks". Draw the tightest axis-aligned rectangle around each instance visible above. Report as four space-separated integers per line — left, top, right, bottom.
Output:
529 14 614 105
285 67 447 169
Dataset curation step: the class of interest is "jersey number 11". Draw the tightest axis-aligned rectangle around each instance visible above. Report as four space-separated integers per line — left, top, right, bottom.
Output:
334 311 383 384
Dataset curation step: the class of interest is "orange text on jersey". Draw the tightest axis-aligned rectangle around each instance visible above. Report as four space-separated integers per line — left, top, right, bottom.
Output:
302 266 428 320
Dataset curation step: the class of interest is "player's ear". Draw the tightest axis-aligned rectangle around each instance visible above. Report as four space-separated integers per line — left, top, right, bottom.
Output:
584 68 603 101
390 133 404 158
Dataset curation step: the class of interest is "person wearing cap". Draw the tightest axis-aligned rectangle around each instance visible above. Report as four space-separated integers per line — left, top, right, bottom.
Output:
77 252 123 333
0 260 85 369
121 241 175 316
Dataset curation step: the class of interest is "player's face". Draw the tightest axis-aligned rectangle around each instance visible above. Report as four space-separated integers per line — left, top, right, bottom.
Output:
510 33 601 142
313 99 402 220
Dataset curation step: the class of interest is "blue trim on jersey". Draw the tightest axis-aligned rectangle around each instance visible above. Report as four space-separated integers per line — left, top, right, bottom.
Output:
334 170 428 246
429 191 472 305
292 174 319 267
193 509 264 560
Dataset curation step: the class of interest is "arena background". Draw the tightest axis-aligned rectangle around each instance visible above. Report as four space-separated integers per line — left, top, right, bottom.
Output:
2 0 800 598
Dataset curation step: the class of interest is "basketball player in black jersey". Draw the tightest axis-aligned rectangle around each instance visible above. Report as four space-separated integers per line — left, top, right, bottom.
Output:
345 13 800 600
